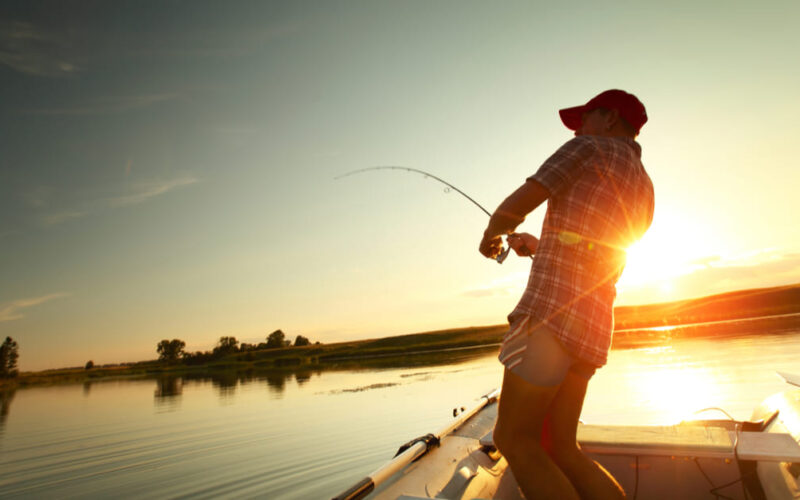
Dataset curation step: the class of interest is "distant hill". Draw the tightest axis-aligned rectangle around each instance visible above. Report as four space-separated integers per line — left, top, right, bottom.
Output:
614 283 800 330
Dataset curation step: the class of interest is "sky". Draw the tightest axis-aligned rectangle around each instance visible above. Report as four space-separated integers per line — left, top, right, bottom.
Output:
2 1 799 371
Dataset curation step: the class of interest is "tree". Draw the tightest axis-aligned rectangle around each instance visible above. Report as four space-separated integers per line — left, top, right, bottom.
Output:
0 337 19 378
294 335 310 347
214 336 239 356
183 350 212 365
157 339 186 363
85 360 94 370
266 330 285 349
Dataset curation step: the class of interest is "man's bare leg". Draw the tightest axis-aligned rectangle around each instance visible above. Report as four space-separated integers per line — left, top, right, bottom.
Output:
547 370 626 500
493 368 580 500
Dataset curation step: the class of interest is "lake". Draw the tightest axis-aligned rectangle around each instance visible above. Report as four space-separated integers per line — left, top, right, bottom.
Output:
2 327 800 499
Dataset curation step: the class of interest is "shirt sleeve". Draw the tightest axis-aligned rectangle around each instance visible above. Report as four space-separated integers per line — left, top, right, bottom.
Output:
528 136 597 197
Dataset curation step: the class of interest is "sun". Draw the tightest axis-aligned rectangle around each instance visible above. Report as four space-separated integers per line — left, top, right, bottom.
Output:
620 235 683 288
617 207 721 292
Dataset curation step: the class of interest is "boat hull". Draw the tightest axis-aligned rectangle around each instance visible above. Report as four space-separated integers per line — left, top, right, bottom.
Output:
362 389 800 499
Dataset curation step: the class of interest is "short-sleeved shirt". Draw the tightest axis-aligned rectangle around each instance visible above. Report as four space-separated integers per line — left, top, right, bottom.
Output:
507 135 654 367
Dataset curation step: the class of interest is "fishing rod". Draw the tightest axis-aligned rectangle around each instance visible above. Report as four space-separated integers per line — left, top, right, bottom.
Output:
334 166 510 263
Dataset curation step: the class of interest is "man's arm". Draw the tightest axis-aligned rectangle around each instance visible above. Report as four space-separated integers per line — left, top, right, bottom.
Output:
479 180 550 259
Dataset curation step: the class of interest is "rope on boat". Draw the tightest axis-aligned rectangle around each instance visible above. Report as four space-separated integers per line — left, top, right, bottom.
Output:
689 420 756 500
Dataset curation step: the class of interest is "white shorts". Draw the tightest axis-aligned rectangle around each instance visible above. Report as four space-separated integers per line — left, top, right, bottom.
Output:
498 315 596 387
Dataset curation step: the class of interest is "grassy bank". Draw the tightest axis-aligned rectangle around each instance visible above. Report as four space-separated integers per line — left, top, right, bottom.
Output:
3 325 508 388
614 283 800 329
6 283 800 389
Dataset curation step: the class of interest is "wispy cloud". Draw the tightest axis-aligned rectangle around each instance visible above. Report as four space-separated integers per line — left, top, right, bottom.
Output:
0 21 81 77
26 93 182 116
109 176 199 207
42 210 88 226
211 127 261 149
28 174 200 227
121 22 302 60
0 293 69 323
0 11 302 79
22 185 55 209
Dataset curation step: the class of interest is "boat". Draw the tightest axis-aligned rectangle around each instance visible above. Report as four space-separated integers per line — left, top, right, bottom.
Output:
333 375 800 500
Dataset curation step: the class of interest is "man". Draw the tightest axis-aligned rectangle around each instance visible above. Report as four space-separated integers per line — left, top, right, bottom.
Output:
479 89 654 499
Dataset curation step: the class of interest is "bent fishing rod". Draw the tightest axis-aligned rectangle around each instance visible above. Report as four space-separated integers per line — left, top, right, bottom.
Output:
334 166 511 263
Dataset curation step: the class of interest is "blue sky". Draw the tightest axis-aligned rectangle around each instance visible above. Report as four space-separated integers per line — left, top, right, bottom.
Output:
2 1 800 370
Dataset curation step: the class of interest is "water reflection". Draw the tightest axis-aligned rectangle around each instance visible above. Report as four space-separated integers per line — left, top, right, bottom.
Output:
295 370 315 386
147 347 496 407
210 372 239 399
145 347 499 404
155 376 183 399
265 372 289 396
153 376 184 412
4 329 800 500
629 349 720 423
613 312 800 349
0 387 15 433
333 345 499 370
145 370 314 405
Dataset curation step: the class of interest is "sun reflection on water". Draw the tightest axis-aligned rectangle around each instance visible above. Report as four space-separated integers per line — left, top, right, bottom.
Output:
632 359 720 424
649 325 676 332
587 342 739 425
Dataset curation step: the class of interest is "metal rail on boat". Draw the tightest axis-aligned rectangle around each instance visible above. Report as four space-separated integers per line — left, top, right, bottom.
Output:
332 388 500 500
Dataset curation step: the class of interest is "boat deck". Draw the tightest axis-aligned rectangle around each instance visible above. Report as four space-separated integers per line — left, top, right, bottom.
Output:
371 397 800 500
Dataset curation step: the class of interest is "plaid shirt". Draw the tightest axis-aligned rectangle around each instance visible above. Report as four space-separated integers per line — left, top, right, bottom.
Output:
507 135 654 367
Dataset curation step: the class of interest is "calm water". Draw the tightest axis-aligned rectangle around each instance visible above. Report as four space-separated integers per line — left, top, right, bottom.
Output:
2 330 800 499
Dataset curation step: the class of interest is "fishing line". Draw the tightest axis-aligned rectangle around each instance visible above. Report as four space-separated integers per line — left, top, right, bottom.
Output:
335 166 511 263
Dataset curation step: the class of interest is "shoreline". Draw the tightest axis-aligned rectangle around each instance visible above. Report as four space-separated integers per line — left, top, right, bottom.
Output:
4 311 800 389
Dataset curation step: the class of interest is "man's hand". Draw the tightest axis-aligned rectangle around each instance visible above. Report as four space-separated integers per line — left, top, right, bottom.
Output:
479 180 549 261
508 232 539 257
479 232 504 260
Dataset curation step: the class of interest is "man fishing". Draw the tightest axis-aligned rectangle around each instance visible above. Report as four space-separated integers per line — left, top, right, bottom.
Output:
479 89 654 499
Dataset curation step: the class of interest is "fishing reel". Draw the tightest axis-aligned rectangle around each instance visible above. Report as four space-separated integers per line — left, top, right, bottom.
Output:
496 234 536 264
496 245 511 264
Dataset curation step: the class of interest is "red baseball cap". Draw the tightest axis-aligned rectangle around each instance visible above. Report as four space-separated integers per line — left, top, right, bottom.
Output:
559 89 648 134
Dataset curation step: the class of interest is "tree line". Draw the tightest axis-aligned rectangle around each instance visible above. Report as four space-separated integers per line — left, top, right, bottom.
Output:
156 330 316 365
